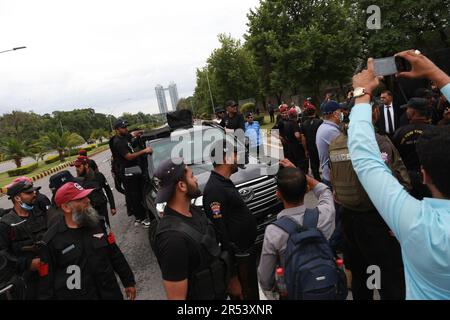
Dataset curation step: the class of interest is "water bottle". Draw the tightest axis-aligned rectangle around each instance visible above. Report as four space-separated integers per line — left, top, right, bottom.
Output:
275 267 288 298
336 258 345 271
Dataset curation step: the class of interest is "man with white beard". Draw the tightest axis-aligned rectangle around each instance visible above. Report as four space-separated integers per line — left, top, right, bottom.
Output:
38 182 136 300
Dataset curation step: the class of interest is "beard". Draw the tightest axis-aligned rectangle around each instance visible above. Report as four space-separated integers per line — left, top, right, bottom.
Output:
186 182 202 199
72 205 101 228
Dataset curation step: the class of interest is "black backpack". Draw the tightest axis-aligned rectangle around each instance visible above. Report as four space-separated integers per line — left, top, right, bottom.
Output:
272 208 348 300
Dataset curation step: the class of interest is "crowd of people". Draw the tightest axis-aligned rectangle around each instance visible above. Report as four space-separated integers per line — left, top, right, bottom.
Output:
1 50 449 301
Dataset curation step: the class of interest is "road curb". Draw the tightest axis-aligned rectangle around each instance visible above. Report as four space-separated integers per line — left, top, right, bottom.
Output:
0 146 109 198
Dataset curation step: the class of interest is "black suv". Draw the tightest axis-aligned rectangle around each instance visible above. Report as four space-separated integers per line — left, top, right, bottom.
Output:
141 121 283 244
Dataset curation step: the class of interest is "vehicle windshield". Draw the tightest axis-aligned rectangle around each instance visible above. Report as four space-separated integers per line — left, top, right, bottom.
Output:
149 127 227 175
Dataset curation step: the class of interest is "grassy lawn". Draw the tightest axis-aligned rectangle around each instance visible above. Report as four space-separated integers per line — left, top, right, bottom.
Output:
0 144 109 188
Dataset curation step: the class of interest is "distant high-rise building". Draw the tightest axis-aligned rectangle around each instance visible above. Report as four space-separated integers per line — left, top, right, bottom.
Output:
155 82 180 113
155 84 168 114
168 82 179 111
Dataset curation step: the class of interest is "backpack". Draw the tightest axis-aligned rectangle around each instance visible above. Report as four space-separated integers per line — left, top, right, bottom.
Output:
328 134 375 212
153 213 231 300
272 208 347 300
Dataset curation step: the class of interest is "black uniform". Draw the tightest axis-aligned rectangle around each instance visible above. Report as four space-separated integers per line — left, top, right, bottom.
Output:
392 122 433 199
0 208 48 299
221 113 245 131
203 171 259 300
301 117 323 180
79 171 116 226
38 214 135 300
112 134 148 221
88 159 99 173
35 193 51 214
284 119 308 173
154 205 227 300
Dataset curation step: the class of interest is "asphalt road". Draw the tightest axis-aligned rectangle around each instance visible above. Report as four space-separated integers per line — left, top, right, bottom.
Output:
0 148 322 300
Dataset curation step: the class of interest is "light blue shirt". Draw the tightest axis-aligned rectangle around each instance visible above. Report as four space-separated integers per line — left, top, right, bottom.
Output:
245 121 262 147
316 120 341 181
348 83 450 300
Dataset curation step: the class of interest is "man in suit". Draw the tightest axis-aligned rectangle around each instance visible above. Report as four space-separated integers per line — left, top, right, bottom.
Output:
377 90 400 137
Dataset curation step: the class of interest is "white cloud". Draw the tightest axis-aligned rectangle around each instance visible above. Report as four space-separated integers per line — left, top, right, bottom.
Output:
0 0 259 116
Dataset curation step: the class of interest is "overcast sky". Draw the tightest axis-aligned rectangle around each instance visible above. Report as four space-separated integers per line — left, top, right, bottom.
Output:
0 0 260 116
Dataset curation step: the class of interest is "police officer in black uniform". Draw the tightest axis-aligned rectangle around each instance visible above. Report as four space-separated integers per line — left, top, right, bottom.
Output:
78 149 99 173
392 98 434 199
284 108 309 173
74 156 116 226
301 106 323 181
220 100 245 131
38 182 136 300
111 119 153 227
153 158 228 300
0 181 48 299
203 139 259 300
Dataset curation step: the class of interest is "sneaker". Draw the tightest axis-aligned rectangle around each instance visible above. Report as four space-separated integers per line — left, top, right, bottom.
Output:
134 219 142 227
141 218 151 228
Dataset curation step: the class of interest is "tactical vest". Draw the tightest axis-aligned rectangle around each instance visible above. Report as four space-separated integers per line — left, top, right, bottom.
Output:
155 213 229 300
328 134 375 212
0 210 47 256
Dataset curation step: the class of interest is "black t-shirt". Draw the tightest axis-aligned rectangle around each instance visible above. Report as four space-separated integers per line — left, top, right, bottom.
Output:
203 171 257 253
221 113 245 131
302 118 323 149
392 122 434 171
154 206 206 282
112 134 139 173
284 119 301 144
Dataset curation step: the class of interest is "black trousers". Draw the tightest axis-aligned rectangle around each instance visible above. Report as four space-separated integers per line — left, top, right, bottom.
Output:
121 174 149 221
269 113 275 123
341 207 405 300
308 148 321 181
230 249 260 300
95 204 110 227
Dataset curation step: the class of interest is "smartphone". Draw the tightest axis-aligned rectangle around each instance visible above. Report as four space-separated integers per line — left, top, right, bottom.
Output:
373 56 411 76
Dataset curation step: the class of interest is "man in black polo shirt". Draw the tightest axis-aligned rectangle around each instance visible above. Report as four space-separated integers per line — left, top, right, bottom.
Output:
203 139 259 300
221 100 245 132
111 119 153 227
153 158 228 300
392 98 434 199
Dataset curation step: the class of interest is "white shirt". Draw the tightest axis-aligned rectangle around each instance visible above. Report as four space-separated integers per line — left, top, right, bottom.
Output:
383 103 395 134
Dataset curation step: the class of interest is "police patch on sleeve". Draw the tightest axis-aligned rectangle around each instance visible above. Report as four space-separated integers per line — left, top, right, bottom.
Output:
210 202 222 219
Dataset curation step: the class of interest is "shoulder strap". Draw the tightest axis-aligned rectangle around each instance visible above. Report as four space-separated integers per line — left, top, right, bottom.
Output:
303 208 319 229
156 215 204 243
272 217 299 235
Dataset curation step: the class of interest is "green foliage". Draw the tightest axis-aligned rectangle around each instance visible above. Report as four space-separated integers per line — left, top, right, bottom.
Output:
6 162 38 177
98 141 110 147
0 138 31 168
253 115 265 125
44 155 60 165
41 131 85 162
240 103 256 115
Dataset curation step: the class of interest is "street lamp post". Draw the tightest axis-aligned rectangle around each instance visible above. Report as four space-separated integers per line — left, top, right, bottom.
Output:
0 46 27 54
205 67 215 114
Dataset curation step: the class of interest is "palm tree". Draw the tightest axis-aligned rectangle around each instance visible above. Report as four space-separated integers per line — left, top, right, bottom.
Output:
41 131 84 162
0 138 30 168
29 141 49 163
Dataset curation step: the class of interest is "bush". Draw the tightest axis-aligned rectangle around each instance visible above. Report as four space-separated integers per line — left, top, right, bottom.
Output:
240 103 255 115
7 162 39 177
45 155 60 164
253 115 265 125
98 141 109 147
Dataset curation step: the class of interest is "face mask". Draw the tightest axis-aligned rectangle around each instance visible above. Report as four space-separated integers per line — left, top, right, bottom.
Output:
19 200 34 211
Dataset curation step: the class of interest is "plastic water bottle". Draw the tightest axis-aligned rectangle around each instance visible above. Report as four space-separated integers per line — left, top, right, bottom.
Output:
336 258 345 271
275 267 288 298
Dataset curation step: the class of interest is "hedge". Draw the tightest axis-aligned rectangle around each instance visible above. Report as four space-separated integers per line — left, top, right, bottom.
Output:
7 162 39 177
240 103 255 115
67 144 96 156
98 141 109 147
45 155 60 164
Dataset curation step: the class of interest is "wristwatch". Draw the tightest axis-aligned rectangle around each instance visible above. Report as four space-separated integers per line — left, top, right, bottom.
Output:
353 87 372 98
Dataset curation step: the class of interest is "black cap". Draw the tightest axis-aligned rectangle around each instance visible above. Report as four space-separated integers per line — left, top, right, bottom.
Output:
49 170 75 191
225 100 238 108
113 119 129 129
246 112 253 117
215 107 225 113
400 98 428 112
154 158 186 203
7 181 40 199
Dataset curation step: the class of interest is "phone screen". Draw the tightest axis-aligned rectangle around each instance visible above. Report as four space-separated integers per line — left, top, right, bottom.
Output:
373 57 398 76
